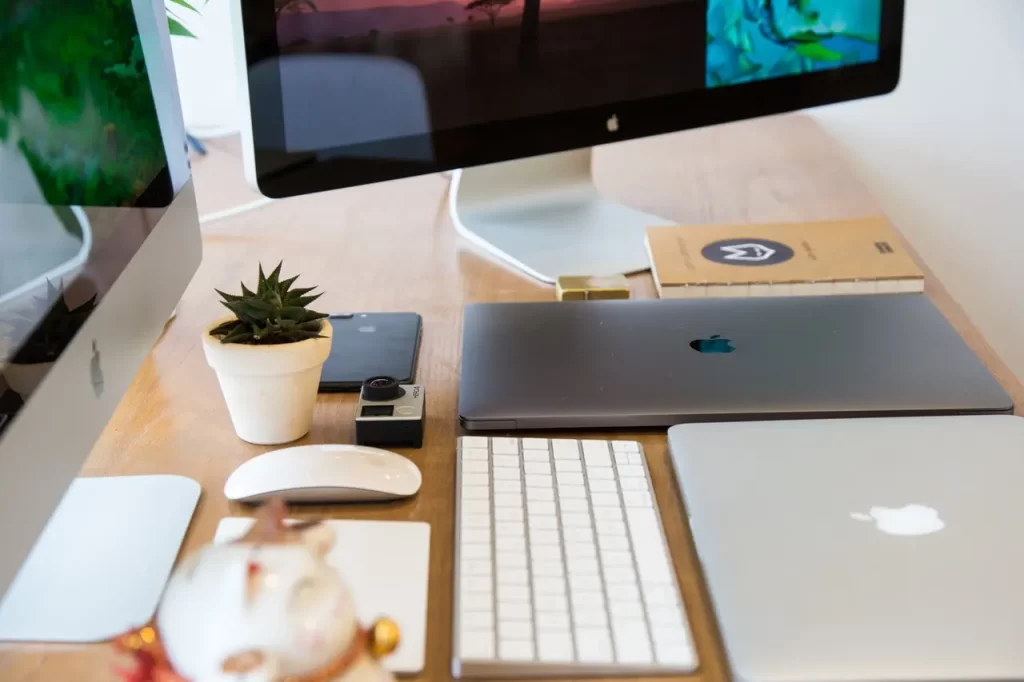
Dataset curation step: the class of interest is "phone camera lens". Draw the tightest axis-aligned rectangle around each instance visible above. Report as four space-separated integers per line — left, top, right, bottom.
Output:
362 376 404 401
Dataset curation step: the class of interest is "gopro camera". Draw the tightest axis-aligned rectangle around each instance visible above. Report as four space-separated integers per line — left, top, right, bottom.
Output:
355 376 425 448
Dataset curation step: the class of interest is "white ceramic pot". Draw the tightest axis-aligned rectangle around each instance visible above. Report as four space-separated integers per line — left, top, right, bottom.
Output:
3 361 54 399
202 318 333 445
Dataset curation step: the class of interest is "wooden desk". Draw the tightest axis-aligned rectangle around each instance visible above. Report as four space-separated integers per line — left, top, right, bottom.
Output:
2 115 1021 682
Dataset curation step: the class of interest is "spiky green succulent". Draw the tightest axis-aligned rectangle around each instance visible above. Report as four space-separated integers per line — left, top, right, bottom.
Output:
211 263 328 345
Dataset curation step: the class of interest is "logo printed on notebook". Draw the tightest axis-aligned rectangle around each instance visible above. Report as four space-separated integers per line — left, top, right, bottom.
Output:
851 504 945 536
689 335 735 354
702 238 795 266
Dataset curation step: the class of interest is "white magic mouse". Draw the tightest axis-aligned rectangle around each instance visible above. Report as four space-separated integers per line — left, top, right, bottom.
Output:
224 444 422 503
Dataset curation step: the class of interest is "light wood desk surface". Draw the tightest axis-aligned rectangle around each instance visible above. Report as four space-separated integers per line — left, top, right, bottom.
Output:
2 115 1021 682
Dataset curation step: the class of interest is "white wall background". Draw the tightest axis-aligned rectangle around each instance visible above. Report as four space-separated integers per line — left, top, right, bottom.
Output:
811 0 1024 381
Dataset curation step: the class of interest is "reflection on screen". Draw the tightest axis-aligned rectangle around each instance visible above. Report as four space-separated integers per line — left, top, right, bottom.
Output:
270 0 882 145
0 0 181 428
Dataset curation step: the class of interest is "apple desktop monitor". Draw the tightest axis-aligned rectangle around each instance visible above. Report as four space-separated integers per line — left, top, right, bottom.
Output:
0 0 202 640
235 0 904 281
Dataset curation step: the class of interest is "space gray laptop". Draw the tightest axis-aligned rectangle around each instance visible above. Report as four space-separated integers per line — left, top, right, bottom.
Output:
458 295 1012 430
669 415 1024 682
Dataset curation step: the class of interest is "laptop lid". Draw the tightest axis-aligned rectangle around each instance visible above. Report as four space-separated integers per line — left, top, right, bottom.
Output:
669 416 1024 682
459 296 1012 430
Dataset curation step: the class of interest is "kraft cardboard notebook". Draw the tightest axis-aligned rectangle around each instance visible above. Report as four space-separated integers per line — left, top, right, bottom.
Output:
645 218 924 299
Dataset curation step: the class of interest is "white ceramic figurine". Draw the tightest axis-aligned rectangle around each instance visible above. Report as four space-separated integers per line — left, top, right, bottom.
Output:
114 499 399 682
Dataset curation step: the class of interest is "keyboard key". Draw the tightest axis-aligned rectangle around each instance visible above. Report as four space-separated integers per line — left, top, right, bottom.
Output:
492 454 520 468
555 459 583 473
461 513 491 529
557 485 587 499
536 610 571 631
611 440 641 453
497 601 531 621
598 534 630 552
607 583 640 602
495 521 525 537
590 492 620 507
529 515 558 531
537 632 575 662
569 573 603 591
533 576 566 595
564 542 597 558
616 464 645 478
603 565 637 584
531 560 564 577
527 487 555 502
534 593 569 613
462 472 490 487
586 467 615 480
525 474 554 489
499 620 533 639
575 629 613 663
494 492 523 507
647 604 686 628
627 453 644 466
655 641 695 666
498 584 530 602
559 497 589 512
491 437 520 454
462 611 494 629
498 639 534 661
493 468 520 481
527 500 556 516
596 519 627 537
557 471 581 485
496 536 525 553
461 498 490 514
494 506 524 522
619 476 649 491
497 568 529 585
530 544 563 561
642 585 681 604
572 607 608 629
462 575 493 592
600 550 633 568
566 556 599 575
493 478 522 493
523 450 550 463
560 512 592 528
462 484 490 498
460 630 494 660
463 460 489 474
581 441 612 466
461 559 493 576
462 544 491 559
612 621 652 664
524 461 551 475
610 600 645 620
593 506 623 521
551 440 580 459
496 552 527 569
588 479 617 493
462 527 491 545
461 436 490 448
521 438 549 450
530 529 560 545
623 490 654 508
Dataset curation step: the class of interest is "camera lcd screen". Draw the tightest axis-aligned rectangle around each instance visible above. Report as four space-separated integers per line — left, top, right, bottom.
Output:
361 405 395 417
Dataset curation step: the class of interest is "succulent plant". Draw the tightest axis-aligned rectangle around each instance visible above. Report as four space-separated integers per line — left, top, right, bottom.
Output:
7 281 97 365
211 262 328 345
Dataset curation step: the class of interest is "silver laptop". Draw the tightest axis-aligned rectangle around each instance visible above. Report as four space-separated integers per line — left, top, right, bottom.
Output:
458 295 1012 430
669 415 1024 682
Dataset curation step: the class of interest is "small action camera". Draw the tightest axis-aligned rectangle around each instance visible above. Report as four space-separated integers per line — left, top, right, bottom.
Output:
355 376 425 448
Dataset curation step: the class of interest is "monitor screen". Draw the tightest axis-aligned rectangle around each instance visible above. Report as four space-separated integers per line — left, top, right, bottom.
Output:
0 0 189 430
242 0 899 195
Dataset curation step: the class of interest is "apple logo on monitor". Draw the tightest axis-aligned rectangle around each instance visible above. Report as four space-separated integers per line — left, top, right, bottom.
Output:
689 335 735 354
606 115 620 133
851 504 945 536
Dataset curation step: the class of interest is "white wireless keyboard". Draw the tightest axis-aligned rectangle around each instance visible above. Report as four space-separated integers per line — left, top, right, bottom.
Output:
452 437 697 678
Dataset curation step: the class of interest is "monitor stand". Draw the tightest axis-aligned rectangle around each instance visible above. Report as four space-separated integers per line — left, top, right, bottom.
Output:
0 475 199 642
449 147 671 284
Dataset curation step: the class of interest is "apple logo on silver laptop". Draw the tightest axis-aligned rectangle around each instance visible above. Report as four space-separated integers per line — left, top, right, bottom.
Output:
606 115 620 133
851 504 945 536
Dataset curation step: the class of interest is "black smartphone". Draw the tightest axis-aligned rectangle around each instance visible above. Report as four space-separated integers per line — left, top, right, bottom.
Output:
319 313 422 392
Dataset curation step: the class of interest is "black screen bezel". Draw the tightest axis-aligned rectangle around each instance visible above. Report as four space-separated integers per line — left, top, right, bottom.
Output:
241 0 904 198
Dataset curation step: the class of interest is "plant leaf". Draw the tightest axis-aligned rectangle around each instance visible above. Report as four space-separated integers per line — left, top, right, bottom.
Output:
168 17 196 37
168 0 199 11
